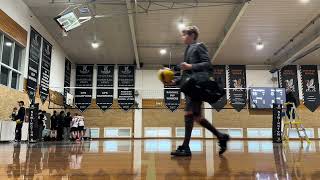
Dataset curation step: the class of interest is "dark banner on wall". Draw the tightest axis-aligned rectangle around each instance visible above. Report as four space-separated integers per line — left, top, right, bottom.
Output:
63 58 72 105
27 27 42 102
228 65 247 112
164 85 181 112
39 38 52 103
280 65 300 106
96 65 114 111
118 65 135 111
272 103 282 143
164 65 181 112
211 65 227 111
28 103 39 142
300 65 320 112
75 65 93 112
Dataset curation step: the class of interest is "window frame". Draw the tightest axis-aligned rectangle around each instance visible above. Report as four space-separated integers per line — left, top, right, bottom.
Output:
0 33 23 90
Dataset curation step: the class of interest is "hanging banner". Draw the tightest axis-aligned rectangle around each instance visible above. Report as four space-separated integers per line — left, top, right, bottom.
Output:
118 65 135 111
300 65 320 112
211 65 227 111
75 65 93 112
28 103 39 142
272 103 282 143
63 58 72 105
228 65 247 112
27 27 42 102
164 85 181 112
39 38 52 103
164 65 181 112
280 65 300 106
96 65 114 111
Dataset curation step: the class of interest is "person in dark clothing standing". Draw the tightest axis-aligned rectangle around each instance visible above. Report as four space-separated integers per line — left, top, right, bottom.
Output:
57 111 65 141
15 101 25 142
38 110 45 141
50 111 58 140
168 26 229 156
63 112 72 140
285 89 297 119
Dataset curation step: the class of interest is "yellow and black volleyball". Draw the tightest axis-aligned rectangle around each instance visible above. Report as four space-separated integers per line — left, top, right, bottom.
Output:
158 68 174 84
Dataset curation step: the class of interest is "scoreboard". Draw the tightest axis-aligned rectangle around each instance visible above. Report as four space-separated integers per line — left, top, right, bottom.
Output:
250 87 286 109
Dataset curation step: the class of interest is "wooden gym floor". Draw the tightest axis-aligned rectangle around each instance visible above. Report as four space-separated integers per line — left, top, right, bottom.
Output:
1 140 320 179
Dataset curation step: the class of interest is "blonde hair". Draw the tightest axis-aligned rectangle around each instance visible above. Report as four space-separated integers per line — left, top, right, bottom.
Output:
182 26 200 40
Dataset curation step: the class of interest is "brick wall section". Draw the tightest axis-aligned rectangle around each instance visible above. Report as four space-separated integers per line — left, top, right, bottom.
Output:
0 85 62 120
1 85 320 138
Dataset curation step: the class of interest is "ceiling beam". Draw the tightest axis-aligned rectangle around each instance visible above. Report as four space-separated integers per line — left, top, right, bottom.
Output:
126 0 141 68
210 0 250 63
51 0 245 5
137 43 218 49
269 14 320 72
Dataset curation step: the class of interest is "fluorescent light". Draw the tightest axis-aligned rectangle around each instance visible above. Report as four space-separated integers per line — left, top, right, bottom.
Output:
54 11 81 32
5 42 12 47
256 42 264 50
91 41 100 49
159 49 167 55
300 0 310 3
178 22 186 31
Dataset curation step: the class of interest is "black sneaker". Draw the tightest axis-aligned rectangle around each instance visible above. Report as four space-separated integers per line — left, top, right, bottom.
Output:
171 145 192 156
218 134 230 156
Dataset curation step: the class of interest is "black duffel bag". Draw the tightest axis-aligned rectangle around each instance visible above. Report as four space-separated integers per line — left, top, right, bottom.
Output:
180 71 226 104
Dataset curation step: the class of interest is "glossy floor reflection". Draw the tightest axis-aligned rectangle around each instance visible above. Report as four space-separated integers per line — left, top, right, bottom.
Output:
1 140 320 180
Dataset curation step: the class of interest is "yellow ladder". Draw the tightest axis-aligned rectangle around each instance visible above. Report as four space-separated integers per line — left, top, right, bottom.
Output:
282 103 311 143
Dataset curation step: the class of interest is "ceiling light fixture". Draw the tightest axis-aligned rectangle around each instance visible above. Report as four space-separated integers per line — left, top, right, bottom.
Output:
91 41 100 49
160 49 167 55
5 42 12 47
256 42 264 50
300 0 310 3
178 21 186 31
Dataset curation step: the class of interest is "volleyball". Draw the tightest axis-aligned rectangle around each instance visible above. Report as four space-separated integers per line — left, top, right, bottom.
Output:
158 68 174 84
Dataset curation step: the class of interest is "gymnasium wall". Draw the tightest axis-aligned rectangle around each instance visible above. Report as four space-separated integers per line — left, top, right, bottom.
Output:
0 0 72 94
0 84 63 120
61 67 320 138
0 1 72 119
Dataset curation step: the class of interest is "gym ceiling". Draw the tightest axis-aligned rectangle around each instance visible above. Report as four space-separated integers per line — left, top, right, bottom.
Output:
23 0 320 70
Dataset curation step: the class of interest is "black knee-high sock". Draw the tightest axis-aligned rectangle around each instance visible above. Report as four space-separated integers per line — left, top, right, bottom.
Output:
199 118 223 139
182 115 194 148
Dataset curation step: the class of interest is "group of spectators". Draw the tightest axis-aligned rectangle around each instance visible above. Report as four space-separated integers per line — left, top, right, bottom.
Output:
50 111 86 141
11 101 86 142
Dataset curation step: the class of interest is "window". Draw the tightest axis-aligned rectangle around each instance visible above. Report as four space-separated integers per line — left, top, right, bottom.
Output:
90 128 100 138
104 128 131 138
1 66 9 85
2 37 13 66
247 128 272 138
11 72 18 89
0 33 23 90
144 127 172 137
176 127 203 137
217 128 243 138
13 45 22 70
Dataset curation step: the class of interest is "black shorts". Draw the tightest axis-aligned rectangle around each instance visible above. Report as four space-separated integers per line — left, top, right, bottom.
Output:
71 127 78 132
78 126 84 131
185 96 202 116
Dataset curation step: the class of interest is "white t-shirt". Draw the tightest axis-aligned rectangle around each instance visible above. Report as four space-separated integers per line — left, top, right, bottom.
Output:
71 117 79 128
78 116 85 127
